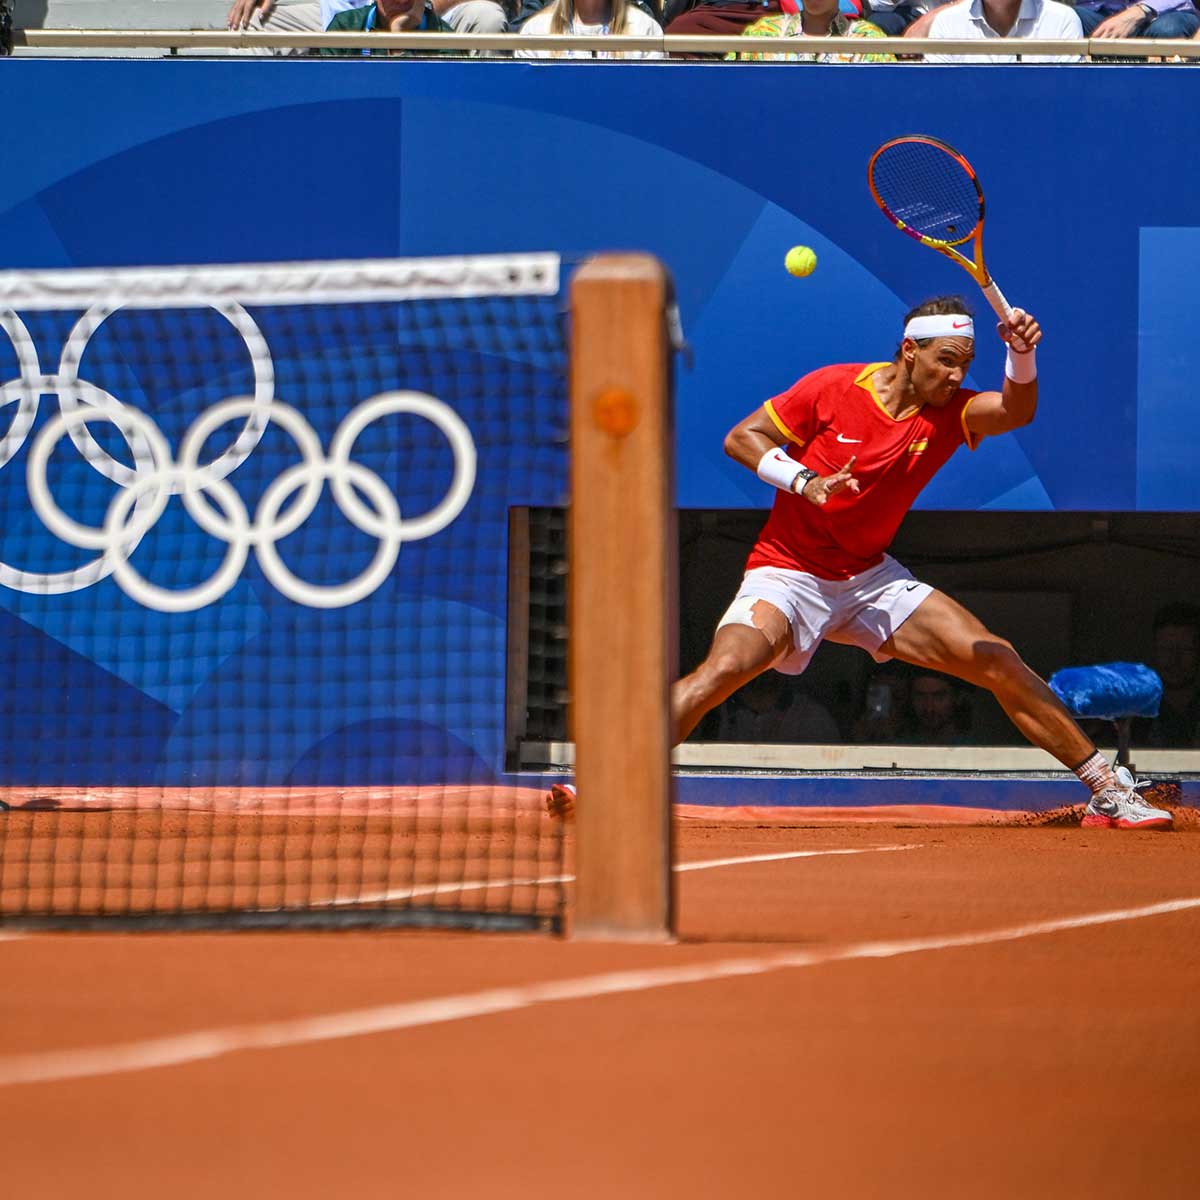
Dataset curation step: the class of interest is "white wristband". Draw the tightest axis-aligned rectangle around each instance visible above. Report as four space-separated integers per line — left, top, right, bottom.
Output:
757 446 808 492
1005 345 1037 384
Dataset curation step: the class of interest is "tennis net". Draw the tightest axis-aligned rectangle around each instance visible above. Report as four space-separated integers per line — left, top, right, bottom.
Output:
0 252 582 930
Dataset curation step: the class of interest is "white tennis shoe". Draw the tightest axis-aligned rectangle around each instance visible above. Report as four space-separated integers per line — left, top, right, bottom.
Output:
1081 766 1172 830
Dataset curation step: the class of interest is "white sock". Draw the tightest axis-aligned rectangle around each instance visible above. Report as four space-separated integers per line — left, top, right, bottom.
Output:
1073 751 1115 796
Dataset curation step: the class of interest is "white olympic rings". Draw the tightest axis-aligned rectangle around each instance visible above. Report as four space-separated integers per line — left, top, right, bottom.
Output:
0 303 477 611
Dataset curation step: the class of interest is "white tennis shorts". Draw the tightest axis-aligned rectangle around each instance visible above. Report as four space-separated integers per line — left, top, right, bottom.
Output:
716 555 932 675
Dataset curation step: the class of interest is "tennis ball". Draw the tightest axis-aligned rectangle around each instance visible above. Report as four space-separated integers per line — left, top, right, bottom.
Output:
785 246 817 278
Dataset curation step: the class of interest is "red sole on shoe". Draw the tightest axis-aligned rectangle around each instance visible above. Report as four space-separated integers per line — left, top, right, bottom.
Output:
1080 813 1172 830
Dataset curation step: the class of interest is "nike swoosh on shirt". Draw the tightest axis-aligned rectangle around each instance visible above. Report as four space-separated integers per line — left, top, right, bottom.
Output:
835 434 863 444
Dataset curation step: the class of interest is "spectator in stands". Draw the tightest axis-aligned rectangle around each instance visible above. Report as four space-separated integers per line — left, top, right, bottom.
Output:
1133 603 1200 747
898 671 974 745
727 0 897 58
514 0 664 56
318 0 454 47
229 0 349 48
851 662 912 744
898 3 940 36
228 0 508 47
717 669 841 743
438 0 513 32
666 0 788 49
1072 0 1199 42
913 0 1084 60
437 0 514 32
866 0 931 34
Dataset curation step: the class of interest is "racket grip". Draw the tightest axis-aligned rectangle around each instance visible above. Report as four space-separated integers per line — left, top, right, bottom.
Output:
981 279 1013 323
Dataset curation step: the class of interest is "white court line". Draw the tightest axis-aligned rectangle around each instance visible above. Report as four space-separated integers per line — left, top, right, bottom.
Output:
1 894 1197 1090
337 843 920 905
0 844 919 932
674 845 918 873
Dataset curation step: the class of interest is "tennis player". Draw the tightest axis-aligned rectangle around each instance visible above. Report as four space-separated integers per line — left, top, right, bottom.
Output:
550 296 1172 830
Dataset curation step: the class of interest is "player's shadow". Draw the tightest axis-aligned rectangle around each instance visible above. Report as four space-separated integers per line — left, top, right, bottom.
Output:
9 797 115 812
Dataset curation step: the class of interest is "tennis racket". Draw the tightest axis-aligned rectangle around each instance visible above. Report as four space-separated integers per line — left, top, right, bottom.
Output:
867 134 1012 324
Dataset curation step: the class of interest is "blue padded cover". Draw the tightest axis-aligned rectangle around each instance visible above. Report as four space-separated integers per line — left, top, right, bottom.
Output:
1048 662 1162 720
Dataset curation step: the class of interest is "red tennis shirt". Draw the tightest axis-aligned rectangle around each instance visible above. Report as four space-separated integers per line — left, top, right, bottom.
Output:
746 362 980 581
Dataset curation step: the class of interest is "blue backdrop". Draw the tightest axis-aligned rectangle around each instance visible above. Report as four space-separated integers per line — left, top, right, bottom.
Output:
0 60 1194 785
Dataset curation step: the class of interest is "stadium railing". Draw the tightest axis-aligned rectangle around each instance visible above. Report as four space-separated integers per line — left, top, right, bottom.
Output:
10 29 1200 59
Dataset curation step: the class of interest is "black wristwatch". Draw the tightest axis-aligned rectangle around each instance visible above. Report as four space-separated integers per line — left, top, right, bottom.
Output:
793 467 819 493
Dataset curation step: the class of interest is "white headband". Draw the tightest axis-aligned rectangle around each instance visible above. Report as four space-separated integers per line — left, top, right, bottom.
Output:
904 314 974 341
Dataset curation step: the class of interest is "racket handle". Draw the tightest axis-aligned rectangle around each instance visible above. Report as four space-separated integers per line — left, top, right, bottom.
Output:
981 279 1013 323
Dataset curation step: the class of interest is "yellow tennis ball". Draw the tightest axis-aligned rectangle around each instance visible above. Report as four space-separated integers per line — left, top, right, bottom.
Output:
785 246 817 277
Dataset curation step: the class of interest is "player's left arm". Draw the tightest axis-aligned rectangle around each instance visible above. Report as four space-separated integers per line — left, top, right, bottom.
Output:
963 308 1042 441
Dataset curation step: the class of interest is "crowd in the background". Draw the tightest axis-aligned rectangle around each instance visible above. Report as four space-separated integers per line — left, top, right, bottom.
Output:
227 0 1200 59
708 663 989 747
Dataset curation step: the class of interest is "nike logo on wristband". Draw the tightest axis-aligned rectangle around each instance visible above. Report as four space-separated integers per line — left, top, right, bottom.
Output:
835 434 862 444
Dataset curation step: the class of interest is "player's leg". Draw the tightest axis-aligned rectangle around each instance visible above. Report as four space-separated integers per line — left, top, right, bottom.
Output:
880 589 1171 829
547 608 789 819
881 590 1089 761
549 573 812 819
672 604 793 743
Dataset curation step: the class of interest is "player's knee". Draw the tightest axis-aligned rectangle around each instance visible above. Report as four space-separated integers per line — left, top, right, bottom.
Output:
702 648 754 690
972 637 1024 691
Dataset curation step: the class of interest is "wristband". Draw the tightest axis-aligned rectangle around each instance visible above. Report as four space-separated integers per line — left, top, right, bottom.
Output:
757 446 811 493
1005 345 1037 384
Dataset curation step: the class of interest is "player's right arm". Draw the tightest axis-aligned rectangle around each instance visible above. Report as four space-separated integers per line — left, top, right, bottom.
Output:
724 407 859 507
723 406 792 471
963 309 1041 441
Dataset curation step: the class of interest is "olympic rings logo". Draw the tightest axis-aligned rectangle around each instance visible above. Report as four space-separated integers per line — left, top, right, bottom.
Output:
0 301 477 612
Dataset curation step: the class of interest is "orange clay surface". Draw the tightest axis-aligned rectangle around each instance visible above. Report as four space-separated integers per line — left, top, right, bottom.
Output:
2 815 1198 1200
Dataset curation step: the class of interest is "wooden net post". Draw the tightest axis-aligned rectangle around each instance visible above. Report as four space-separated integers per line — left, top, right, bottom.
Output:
569 254 676 942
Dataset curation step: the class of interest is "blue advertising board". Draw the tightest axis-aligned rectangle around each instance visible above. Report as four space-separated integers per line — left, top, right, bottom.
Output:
0 60 1194 785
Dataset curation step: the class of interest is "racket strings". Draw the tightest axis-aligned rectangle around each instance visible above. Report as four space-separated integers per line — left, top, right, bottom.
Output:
871 142 982 246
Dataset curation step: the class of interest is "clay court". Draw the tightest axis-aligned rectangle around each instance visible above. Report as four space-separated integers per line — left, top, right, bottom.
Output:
3 807 1198 1200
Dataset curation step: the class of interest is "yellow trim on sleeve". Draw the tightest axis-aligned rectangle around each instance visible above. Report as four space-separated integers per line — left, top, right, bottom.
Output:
960 393 982 451
764 399 806 448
